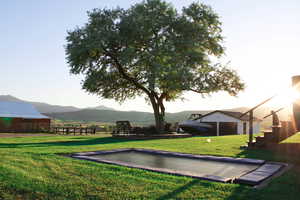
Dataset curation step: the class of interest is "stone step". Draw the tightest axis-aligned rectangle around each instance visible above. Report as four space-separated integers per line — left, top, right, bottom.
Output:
255 136 265 141
264 132 278 142
254 136 266 147
263 130 272 138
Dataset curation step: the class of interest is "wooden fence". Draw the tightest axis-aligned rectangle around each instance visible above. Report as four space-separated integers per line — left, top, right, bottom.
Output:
52 127 96 135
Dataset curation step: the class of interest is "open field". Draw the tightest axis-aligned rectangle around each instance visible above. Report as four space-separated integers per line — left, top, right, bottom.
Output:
0 132 110 138
0 133 55 138
0 134 300 199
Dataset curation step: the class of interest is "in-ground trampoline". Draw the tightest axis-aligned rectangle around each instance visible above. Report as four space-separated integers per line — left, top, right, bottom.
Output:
70 148 286 186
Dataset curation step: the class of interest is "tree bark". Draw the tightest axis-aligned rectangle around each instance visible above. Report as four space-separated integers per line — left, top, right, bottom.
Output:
149 94 165 134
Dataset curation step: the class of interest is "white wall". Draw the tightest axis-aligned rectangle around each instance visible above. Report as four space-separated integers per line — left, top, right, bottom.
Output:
253 122 261 134
243 121 261 134
198 112 261 135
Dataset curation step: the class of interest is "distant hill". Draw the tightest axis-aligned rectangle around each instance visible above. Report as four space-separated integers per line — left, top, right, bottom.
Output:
0 95 80 113
86 105 115 111
0 95 115 113
0 95 21 102
45 106 292 128
46 109 155 124
0 95 292 128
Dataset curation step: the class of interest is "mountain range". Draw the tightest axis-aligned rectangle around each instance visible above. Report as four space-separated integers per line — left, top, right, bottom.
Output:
0 95 292 126
45 107 291 127
0 95 113 113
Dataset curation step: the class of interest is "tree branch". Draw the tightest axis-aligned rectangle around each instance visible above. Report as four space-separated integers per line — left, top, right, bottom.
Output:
187 88 210 94
102 48 152 97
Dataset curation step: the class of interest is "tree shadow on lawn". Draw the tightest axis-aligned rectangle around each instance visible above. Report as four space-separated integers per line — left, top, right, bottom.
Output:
223 144 300 200
0 137 133 149
156 179 253 200
223 164 300 200
156 179 202 200
235 147 276 161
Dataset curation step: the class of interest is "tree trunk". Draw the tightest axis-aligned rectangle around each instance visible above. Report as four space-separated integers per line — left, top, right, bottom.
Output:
149 95 165 134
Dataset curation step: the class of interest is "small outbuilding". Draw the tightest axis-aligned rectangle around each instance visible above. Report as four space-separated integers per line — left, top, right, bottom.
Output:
196 110 261 136
0 101 51 132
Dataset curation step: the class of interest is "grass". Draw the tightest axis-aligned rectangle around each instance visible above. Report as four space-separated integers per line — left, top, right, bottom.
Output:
282 133 300 143
0 134 300 199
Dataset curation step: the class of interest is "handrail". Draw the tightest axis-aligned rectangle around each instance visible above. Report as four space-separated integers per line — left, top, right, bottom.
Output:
263 107 284 119
240 95 276 118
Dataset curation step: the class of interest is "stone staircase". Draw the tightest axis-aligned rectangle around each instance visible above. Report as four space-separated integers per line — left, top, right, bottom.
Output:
251 121 297 148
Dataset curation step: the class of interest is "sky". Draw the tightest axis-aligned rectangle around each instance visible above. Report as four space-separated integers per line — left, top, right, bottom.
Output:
1 0 300 113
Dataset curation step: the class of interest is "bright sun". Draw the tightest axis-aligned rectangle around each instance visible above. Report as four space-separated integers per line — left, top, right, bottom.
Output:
269 84 300 108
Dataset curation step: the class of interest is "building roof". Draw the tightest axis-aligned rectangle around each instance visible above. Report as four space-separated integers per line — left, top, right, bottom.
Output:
199 110 261 122
0 101 49 119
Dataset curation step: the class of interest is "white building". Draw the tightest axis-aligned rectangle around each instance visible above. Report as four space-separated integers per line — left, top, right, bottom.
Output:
196 110 261 136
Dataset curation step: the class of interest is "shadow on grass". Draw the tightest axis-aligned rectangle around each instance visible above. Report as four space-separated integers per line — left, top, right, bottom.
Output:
156 179 200 200
0 137 132 148
156 180 252 200
223 185 257 200
235 147 276 161
264 143 300 164
235 142 300 164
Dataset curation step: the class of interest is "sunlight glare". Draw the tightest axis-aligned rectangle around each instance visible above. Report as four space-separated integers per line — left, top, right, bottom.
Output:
269 84 300 108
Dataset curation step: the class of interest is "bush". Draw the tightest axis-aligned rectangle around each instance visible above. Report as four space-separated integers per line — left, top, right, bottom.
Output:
164 123 172 132
132 125 158 135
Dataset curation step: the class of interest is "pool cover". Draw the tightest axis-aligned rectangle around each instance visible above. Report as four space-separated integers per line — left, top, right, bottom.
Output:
70 148 285 185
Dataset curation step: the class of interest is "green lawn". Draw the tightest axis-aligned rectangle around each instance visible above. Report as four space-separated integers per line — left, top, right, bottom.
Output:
282 132 300 143
0 134 299 200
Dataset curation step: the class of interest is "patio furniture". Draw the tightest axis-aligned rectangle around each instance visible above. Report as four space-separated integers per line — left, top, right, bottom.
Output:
112 121 136 136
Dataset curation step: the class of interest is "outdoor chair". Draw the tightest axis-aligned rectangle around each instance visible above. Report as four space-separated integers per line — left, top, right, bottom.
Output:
113 121 135 136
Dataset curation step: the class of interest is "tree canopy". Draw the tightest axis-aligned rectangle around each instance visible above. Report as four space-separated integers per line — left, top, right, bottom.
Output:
65 0 245 132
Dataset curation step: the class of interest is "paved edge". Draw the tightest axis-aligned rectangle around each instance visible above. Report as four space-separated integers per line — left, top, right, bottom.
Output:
235 163 286 185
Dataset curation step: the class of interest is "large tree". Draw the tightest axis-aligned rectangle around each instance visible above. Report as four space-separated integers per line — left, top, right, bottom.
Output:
65 0 245 133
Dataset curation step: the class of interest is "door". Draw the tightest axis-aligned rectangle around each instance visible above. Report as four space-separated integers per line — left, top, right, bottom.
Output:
219 122 238 135
243 122 247 134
